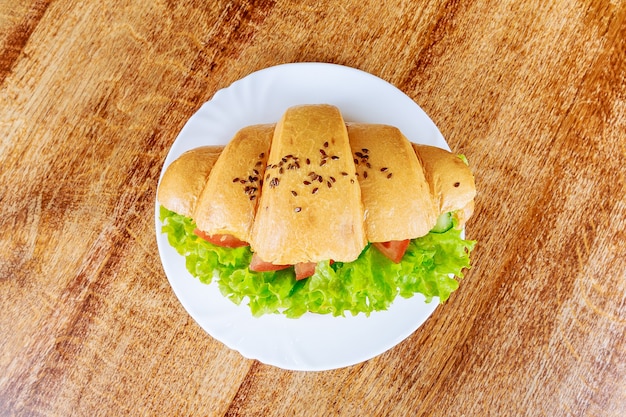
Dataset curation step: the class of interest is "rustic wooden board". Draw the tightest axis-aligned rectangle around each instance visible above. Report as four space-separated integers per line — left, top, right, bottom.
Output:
1 0 625 416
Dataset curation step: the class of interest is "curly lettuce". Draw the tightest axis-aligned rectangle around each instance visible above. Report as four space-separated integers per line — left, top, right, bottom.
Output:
159 206 476 318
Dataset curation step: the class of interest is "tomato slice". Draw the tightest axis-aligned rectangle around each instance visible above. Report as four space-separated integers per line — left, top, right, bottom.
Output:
194 229 249 248
249 253 290 272
373 239 410 263
294 262 317 280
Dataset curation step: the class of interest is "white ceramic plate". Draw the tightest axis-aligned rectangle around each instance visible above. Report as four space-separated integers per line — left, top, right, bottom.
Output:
155 63 448 371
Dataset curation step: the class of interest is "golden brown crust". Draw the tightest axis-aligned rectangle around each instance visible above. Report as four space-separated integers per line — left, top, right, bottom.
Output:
159 108 477 263
250 105 367 264
157 146 224 218
412 143 476 216
347 124 438 241
193 124 275 242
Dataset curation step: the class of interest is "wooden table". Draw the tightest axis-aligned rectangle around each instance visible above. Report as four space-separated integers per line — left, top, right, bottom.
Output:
2 1 625 416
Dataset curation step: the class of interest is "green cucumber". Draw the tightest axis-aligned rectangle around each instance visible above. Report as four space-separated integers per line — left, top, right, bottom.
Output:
431 212 453 233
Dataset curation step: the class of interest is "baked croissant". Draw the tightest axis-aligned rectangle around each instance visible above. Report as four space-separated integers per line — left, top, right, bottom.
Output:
158 104 476 279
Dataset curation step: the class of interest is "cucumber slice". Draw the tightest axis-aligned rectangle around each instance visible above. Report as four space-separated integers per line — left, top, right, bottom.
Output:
431 212 453 233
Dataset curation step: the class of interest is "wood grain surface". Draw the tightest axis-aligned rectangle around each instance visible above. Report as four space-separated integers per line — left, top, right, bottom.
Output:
1 0 625 416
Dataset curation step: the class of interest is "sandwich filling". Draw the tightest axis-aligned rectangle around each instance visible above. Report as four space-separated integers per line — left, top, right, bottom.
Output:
160 205 475 318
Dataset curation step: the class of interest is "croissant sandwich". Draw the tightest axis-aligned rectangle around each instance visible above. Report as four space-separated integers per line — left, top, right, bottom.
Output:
158 104 476 317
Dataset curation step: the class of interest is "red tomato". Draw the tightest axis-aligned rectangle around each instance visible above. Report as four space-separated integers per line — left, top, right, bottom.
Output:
295 262 317 280
373 239 410 263
193 229 249 248
249 253 291 272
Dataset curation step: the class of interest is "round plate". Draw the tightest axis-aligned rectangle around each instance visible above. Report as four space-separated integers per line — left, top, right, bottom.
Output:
155 63 447 371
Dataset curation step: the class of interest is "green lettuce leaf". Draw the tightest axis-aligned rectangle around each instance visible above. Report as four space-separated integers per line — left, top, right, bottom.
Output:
159 206 476 318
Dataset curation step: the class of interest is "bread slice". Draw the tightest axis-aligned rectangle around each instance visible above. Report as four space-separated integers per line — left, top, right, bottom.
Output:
157 146 223 218
412 143 476 215
194 124 275 242
250 105 367 264
347 124 438 241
